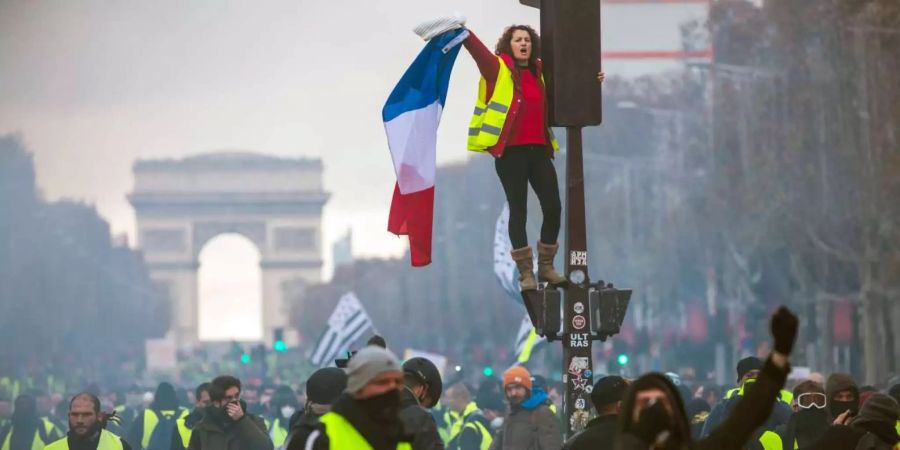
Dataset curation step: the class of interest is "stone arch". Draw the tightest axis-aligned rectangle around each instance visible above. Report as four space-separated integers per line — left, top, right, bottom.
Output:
129 152 328 347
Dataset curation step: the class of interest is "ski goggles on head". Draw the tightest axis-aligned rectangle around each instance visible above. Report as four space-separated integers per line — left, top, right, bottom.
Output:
796 392 827 409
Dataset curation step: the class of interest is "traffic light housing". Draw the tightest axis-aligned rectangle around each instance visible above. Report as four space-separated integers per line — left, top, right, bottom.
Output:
273 328 287 352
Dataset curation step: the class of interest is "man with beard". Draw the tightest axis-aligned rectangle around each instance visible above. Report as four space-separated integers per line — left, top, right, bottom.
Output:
753 380 829 450
45 393 130 450
825 373 859 420
298 345 414 449
169 383 210 450
489 366 561 450
186 376 272 450
0 394 55 450
615 306 798 450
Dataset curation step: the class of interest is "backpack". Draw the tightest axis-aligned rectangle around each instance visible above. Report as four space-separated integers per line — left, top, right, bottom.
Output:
146 411 179 450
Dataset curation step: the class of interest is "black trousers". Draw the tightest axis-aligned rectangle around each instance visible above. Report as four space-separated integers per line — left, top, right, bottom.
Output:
494 145 561 249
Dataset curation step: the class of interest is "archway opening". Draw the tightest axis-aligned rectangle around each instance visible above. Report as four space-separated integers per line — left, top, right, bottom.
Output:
197 233 263 341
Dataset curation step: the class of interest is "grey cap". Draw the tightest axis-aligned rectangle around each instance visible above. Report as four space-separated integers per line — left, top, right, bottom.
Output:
345 346 403 394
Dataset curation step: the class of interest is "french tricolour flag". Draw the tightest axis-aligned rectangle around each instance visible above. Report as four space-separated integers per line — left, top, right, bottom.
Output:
384 28 468 267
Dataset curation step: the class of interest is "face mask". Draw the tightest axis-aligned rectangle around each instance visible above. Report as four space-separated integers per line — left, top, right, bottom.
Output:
280 406 296 419
357 390 401 426
794 408 828 434
829 400 858 418
490 417 504 429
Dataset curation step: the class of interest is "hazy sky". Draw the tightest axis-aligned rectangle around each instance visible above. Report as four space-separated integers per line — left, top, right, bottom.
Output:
0 0 700 340
0 0 543 262
0 0 697 274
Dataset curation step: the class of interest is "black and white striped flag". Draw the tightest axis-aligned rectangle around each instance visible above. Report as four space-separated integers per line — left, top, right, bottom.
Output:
309 292 374 367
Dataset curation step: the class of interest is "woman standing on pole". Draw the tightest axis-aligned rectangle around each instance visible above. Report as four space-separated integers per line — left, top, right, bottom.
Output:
460 24 604 291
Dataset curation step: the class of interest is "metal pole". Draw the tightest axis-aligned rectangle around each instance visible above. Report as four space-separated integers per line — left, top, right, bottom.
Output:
562 126 593 435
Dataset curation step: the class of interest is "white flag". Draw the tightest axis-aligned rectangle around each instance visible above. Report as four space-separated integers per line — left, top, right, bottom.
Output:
310 292 374 367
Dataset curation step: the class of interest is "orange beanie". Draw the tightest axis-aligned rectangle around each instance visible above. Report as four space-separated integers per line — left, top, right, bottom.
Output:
503 366 533 390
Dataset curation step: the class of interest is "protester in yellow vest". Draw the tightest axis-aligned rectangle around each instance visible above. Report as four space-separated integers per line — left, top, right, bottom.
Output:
445 383 492 450
0 395 54 450
124 383 184 450
266 386 298 450
294 346 412 449
754 380 829 450
169 383 210 450
45 393 129 450
417 16 602 292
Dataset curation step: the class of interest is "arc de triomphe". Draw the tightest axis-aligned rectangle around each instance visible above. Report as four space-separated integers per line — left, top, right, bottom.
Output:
129 152 328 346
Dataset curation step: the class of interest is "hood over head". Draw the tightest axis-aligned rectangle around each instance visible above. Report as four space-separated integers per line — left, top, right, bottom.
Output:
618 372 691 447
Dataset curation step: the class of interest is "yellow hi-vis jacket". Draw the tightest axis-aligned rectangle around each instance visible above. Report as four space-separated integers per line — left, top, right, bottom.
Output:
447 402 492 450
758 430 798 450
315 412 412 450
45 430 124 450
1 427 49 450
467 56 559 155
725 380 793 405
140 409 188 449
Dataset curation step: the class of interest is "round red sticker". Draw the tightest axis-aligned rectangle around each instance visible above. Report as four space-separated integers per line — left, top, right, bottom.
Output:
572 315 586 330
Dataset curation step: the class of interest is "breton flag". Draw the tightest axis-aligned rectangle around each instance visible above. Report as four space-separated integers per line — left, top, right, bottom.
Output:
309 292 374 367
514 313 545 364
384 28 469 267
493 203 520 300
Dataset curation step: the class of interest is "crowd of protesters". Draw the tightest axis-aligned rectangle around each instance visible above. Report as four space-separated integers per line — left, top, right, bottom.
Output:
1 307 898 450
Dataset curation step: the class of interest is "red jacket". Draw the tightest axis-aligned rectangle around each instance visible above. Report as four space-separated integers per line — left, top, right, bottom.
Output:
462 31 553 158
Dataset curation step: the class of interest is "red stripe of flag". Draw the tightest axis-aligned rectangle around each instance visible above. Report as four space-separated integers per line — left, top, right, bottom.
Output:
387 183 434 267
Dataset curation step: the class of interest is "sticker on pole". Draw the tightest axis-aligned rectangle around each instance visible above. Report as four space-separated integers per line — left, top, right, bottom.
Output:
574 302 584 314
572 315 586 330
570 251 587 266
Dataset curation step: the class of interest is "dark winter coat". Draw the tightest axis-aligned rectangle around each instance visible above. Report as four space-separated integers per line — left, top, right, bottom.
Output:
616 356 789 450
398 388 443 450
804 393 900 450
561 414 618 450
290 393 413 450
185 411 272 450
489 402 561 450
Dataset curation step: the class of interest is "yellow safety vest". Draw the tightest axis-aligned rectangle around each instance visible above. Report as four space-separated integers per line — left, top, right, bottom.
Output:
894 421 899 450
45 430 124 450
1 427 47 450
758 430 797 450
725 381 792 404
318 412 412 450
467 56 559 153
140 409 186 449
173 415 193 449
40 418 63 442
269 417 288 448
440 409 460 446
459 420 492 450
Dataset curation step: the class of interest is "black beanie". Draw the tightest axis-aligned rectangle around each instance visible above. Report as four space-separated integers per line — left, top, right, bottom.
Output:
736 357 762 382
306 368 348 405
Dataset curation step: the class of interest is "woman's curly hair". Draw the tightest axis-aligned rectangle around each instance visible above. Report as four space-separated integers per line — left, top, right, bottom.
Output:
495 24 541 66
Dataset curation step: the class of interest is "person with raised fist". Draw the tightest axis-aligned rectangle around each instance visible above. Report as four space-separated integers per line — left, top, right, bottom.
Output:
615 306 799 450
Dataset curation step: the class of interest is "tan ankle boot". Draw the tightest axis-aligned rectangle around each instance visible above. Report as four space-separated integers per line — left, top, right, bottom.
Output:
537 241 567 286
510 246 537 291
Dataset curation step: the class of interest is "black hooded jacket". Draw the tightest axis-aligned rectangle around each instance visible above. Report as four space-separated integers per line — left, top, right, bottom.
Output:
398 387 443 450
616 356 789 450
